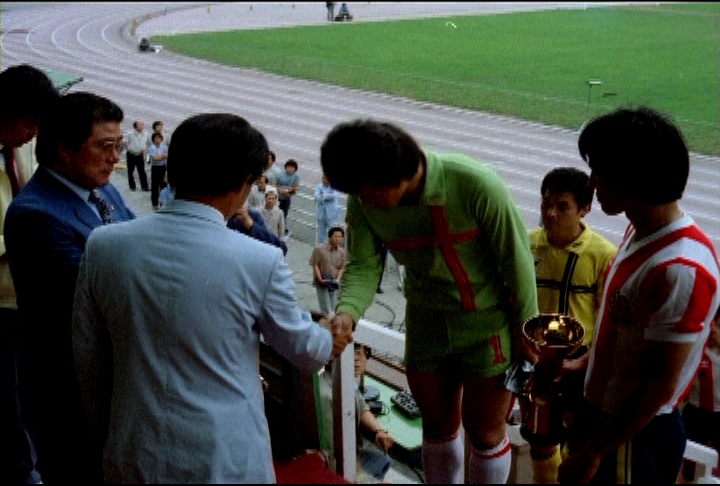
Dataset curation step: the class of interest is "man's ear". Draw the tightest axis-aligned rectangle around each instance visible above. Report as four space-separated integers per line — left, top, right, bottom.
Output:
579 202 592 217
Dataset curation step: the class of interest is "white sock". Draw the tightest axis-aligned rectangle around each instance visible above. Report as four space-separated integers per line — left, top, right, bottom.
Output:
469 435 511 484
422 430 464 484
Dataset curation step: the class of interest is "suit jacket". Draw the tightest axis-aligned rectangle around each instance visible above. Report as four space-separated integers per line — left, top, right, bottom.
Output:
4 165 134 482
72 199 331 482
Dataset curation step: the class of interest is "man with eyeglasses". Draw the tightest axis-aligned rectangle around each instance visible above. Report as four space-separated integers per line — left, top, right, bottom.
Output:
4 91 134 483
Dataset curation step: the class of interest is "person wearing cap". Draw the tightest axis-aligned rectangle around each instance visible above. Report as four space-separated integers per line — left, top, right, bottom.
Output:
259 185 284 238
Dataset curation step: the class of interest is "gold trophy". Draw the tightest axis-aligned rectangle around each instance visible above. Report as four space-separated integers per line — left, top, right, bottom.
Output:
520 313 585 446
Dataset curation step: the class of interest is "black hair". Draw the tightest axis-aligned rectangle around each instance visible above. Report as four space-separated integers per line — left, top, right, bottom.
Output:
35 92 123 167
284 158 298 170
578 106 688 205
354 341 372 359
167 113 268 197
320 119 424 193
152 120 163 131
328 226 345 239
152 132 163 142
540 167 593 208
0 64 60 121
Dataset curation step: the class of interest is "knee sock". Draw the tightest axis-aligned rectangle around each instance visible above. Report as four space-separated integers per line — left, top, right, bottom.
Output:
531 445 561 484
468 434 511 484
422 430 464 484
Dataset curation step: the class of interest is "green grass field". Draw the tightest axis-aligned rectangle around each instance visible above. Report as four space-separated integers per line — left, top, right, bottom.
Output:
155 3 719 156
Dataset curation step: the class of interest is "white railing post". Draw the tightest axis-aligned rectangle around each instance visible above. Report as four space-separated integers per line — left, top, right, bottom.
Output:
332 344 356 481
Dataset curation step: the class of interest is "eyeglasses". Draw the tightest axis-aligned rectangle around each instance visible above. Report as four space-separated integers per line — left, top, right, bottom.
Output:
94 139 124 154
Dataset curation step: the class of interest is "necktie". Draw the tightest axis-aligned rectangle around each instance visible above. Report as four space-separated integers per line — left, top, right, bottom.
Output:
2 147 21 197
88 189 113 224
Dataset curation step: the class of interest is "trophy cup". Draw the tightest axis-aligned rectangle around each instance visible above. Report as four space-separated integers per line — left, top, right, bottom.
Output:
520 313 585 446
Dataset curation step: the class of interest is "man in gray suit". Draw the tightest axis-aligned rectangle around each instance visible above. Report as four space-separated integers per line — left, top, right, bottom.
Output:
72 113 348 483
5 91 135 483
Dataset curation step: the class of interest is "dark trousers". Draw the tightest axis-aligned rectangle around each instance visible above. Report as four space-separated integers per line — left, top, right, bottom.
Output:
1 308 41 483
567 398 686 484
126 152 148 190
279 197 291 232
150 164 167 207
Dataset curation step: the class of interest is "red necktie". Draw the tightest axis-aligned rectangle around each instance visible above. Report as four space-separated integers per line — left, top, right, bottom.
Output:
2 147 21 197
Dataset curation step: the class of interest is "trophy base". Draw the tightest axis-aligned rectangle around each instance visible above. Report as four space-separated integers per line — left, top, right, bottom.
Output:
519 398 568 446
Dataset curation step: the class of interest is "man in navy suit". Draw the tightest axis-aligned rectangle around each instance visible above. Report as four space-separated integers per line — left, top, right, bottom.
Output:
4 92 134 483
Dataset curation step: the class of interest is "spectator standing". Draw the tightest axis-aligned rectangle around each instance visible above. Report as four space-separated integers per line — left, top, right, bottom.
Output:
0 63 59 485
321 119 538 484
4 92 135 483
310 226 347 316
681 306 720 481
148 132 168 209
264 149 280 184
227 202 288 256
151 120 169 146
71 113 339 483
260 185 285 238
558 106 720 484
124 119 149 191
247 174 269 210
519 167 617 483
314 173 341 244
326 2 335 21
275 159 300 235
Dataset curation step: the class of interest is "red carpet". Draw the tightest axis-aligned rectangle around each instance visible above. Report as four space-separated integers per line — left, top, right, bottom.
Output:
274 450 351 484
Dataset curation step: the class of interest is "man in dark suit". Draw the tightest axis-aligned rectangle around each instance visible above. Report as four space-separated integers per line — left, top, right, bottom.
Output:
4 92 134 483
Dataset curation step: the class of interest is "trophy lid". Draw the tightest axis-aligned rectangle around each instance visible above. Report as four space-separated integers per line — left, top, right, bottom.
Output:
522 313 585 359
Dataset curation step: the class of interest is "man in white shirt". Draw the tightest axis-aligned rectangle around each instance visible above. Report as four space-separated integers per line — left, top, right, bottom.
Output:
124 120 149 191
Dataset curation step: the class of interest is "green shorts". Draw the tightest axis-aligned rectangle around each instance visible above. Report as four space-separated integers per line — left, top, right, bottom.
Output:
404 304 513 377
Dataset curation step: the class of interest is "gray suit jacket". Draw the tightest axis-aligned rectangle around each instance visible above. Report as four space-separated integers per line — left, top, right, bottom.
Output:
73 198 332 483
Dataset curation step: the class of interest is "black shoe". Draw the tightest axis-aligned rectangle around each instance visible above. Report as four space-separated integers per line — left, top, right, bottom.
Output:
376 287 384 294
129 187 136 191
142 188 150 192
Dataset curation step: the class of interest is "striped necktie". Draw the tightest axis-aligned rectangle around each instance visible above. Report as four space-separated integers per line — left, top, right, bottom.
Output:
88 189 113 224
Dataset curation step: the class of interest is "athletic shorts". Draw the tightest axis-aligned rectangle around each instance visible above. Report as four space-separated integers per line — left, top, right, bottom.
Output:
404 304 512 377
567 399 687 484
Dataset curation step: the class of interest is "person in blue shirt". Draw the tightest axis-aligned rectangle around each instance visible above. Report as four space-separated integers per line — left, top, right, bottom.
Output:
314 173 341 244
275 159 300 236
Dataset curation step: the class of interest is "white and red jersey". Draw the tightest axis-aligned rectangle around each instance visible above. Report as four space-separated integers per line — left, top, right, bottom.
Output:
687 347 720 412
584 214 720 415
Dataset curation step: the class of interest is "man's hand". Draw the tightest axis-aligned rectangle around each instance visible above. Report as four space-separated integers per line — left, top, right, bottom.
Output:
330 312 354 358
557 447 601 484
375 429 394 453
233 204 254 231
555 352 590 384
513 329 540 364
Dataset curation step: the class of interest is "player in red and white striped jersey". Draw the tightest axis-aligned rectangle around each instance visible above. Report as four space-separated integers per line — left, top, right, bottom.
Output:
558 106 720 485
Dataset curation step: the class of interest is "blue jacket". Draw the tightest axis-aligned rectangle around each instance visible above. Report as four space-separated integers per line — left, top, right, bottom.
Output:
4 166 134 480
314 182 340 223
